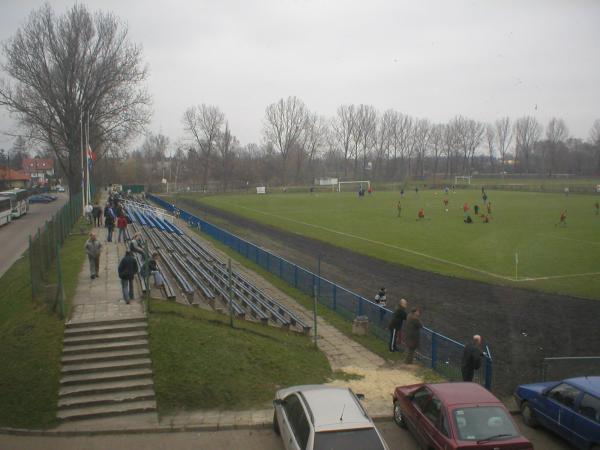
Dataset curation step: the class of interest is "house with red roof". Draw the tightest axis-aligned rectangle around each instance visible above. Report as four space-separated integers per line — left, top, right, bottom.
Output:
0 166 31 189
22 158 55 185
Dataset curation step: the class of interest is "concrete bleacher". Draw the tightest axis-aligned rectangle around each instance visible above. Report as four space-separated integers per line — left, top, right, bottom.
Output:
123 199 310 334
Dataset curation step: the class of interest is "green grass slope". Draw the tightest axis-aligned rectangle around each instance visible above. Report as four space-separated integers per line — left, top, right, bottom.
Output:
148 301 332 413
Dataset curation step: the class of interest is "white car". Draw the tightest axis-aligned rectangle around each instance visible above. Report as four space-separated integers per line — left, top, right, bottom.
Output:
56 185 65 192
273 385 389 450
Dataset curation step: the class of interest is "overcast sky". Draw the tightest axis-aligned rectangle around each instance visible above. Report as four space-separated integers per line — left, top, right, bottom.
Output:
1 0 599 152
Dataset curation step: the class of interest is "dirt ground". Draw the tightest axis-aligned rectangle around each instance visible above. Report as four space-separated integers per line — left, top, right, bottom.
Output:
177 198 600 395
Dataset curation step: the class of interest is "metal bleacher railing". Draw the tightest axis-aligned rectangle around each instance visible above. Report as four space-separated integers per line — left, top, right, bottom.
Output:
147 194 493 390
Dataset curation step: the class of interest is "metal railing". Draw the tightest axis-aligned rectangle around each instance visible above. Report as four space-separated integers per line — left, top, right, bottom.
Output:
29 192 83 318
147 193 494 389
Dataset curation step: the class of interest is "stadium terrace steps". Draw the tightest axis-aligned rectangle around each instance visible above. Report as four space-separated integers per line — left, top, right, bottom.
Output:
57 317 157 422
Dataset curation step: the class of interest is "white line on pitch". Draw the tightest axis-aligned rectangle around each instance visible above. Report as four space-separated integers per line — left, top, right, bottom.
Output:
542 234 600 246
222 202 516 282
517 271 600 282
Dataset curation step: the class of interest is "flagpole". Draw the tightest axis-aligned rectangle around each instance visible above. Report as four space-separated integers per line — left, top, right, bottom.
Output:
80 109 85 211
86 112 91 204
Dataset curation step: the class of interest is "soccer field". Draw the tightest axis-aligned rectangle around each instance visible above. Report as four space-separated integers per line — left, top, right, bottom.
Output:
178 189 600 299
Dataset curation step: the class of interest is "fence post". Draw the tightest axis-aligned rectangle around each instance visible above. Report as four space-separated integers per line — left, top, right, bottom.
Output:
431 333 438 370
55 242 65 320
279 257 283 278
485 356 493 389
28 235 35 300
294 265 298 288
332 284 337 310
358 297 363 316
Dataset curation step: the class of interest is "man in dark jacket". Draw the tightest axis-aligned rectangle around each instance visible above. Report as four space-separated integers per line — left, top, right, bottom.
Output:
461 335 483 381
118 251 138 304
404 307 422 364
388 298 408 352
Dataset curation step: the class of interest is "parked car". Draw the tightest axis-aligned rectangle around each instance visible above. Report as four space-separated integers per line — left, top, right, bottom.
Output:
56 185 65 192
273 385 389 450
393 382 533 449
515 376 600 449
39 194 57 201
29 194 53 204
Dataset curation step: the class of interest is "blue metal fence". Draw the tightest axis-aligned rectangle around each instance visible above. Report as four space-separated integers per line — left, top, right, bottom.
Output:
148 194 493 389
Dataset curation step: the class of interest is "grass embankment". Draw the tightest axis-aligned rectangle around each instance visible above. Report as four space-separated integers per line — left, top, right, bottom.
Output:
174 190 600 299
0 224 89 428
148 300 332 414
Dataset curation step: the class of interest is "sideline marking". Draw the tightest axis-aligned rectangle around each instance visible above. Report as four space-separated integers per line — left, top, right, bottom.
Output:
214 201 600 283
542 234 600 247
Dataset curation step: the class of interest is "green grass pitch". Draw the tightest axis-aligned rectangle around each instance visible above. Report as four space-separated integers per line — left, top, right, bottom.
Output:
178 189 600 300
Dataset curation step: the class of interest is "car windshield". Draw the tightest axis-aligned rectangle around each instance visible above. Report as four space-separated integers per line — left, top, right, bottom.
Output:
453 406 518 441
313 427 386 450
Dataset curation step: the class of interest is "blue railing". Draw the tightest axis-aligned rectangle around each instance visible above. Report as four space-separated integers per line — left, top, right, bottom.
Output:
148 194 493 389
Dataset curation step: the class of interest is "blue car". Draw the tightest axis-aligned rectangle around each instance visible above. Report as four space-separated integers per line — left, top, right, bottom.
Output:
514 376 600 449
29 194 52 204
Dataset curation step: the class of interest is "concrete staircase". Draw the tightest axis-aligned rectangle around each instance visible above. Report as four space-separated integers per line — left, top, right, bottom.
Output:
58 317 157 422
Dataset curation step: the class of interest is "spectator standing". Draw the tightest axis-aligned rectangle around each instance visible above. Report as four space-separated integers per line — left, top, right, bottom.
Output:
404 308 423 364
129 233 145 256
84 232 102 279
116 214 128 243
461 335 484 382
105 213 115 242
93 204 103 227
388 299 408 352
374 287 387 306
118 250 138 304
84 203 94 224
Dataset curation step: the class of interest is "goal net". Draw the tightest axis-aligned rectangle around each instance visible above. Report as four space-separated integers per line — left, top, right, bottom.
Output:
338 180 371 192
454 176 471 185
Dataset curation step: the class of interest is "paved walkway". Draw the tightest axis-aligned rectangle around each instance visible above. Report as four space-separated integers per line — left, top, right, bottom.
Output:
68 229 145 324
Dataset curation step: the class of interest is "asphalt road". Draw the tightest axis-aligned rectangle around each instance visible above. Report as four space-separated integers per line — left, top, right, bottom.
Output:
0 193 69 277
0 417 574 450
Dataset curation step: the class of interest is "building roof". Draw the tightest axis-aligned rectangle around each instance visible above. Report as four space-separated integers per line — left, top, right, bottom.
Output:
0 166 31 181
428 382 502 407
22 158 54 171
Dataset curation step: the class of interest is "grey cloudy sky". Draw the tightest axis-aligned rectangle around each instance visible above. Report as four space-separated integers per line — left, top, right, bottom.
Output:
1 0 599 151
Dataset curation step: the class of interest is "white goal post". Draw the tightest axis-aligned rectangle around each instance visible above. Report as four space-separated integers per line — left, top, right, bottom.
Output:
454 176 471 185
338 180 371 192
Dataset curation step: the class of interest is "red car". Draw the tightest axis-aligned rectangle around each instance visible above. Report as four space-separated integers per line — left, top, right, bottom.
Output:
392 382 533 449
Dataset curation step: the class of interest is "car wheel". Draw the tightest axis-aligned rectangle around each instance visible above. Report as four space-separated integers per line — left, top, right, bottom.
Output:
393 401 407 428
273 410 280 435
520 402 538 427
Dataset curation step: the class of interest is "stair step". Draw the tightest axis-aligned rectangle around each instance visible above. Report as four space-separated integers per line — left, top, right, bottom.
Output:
59 378 154 398
65 322 146 336
58 388 155 409
57 400 156 421
60 368 153 386
62 340 148 356
61 358 152 376
66 317 146 329
63 330 148 346
62 348 150 364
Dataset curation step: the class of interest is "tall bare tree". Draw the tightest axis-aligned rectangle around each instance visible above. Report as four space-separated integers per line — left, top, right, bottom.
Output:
413 118 431 178
495 117 512 173
429 124 444 182
514 116 542 173
0 4 151 196
216 122 237 191
183 104 225 190
263 96 306 184
543 118 569 174
332 105 356 177
301 112 327 182
485 124 496 172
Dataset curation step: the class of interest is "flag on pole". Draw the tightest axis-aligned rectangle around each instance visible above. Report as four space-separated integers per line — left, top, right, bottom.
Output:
87 146 96 171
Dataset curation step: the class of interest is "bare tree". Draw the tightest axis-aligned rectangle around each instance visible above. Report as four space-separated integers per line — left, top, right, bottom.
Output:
514 116 542 173
374 110 393 179
301 113 327 182
182 104 225 190
543 118 569 174
495 117 512 173
588 119 600 172
262 96 306 184
413 118 431 178
332 105 356 177
0 4 151 196
429 124 444 182
485 124 496 172
216 122 238 191
356 105 377 179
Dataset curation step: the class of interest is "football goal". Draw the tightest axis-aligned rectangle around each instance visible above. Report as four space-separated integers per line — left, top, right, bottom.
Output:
454 175 471 185
338 180 371 192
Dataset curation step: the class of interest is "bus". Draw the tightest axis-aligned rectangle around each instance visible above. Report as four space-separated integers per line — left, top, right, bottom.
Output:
0 197 12 226
0 189 29 219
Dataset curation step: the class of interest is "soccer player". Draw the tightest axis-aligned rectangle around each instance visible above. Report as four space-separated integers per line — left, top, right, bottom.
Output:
417 208 425 220
464 215 473 224
474 204 479 215
396 201 402 217
595 202 599 215
443 198 449 212
487 202 492 215
463 202 469 213
557 210 567 227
